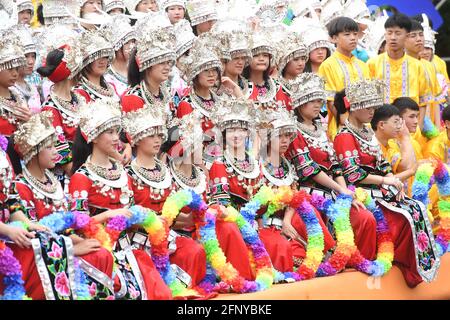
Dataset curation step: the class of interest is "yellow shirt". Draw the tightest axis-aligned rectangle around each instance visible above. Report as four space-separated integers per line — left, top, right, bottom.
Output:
367 52 431 107
423 131 450 164
420 58 444 126
318 51 370 141
31 0 42 28
432 55 450 96
379 139 402 173
411 131 424 161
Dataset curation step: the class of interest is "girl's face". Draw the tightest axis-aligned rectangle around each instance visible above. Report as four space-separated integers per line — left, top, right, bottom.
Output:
88 57 109 77
225 127 248 150
18 9 32 25
167 5 185 24
93 126 121 157
196 68 219 89
225 56 246 77
420 48 433 61
309 47 328 65
120 40 136 61
136 0 158 12
195 20 216 35
136 134 163 157
37 144 58 170
250 53 270 72
0 67 19 88
81 0 102 17
299 99 324 121
270 132 292 155
108 7 124 15
20 53 36 77
283 56 307 78
146 60 173 84
353 107 375 124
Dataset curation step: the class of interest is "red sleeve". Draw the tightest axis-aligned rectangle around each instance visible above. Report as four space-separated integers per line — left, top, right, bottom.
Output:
121 93 145 113
208 161 230 205
15 181 38 221
68 172 93 214
73 88 91 103
285 133 321 182
176 100 193 119
333 132 369 185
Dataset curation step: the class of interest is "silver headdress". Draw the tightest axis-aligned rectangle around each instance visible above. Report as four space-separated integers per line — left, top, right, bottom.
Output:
276 31 308 73
320 0 344 27
79 98 122 143
11 24 36 55
186 0 217 26
14 111 57 164
173 19 196 58
134 12 176 72
177 33 222 83
0 28 26 72
100 14 136 51
103 0 126 13
122 105 168 146
79 29 115 70
290 73 327 108
346 80 384 111
211 96 259 132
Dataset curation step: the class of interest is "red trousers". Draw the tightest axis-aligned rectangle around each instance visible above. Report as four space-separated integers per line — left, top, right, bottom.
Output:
259 227 294 272
1 244 114 300
215 220 255 280
132 249 173 299
350 207 377 260
382 208 423 288
169 237 206 286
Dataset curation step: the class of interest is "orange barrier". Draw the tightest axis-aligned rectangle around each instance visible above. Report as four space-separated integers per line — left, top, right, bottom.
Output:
214 253 450 300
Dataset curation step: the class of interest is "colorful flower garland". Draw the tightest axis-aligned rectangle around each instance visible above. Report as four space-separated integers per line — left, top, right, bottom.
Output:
312 194 355 276
0 240 29 300
39 211 114 250
263 186 325 281
432 161 450 254
196 203 274 293
347 189 394 276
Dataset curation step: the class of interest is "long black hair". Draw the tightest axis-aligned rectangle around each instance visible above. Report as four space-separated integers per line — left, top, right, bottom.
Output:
71 127 93 175
334 89 348 127
303 47 331 73
6 136 22 175
127 48 144 87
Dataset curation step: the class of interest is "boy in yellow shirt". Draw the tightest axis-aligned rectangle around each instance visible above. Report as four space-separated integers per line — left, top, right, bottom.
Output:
405 20 443 127
393 97 425 160
367 14 431 131
318 16 370 141
371 104 417 186
424 106 450 164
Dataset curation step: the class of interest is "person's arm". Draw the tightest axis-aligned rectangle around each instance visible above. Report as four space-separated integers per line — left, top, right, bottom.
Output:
395 123 416 173
418 63 432 130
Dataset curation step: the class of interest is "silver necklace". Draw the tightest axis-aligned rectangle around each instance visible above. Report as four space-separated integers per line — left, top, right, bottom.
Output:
261 157 294 187
22 166 64 201
344 119 376 144
49 89 80 127
169 160 206 194
224 150 260 180
130 159 172 190
297 121 322 138
190 90 218 119
81 76 115 99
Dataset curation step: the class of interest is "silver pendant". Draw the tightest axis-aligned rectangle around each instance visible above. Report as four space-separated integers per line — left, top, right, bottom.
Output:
120 193 130 205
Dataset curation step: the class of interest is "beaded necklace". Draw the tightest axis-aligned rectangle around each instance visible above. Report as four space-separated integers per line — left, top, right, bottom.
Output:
49 89 80 127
